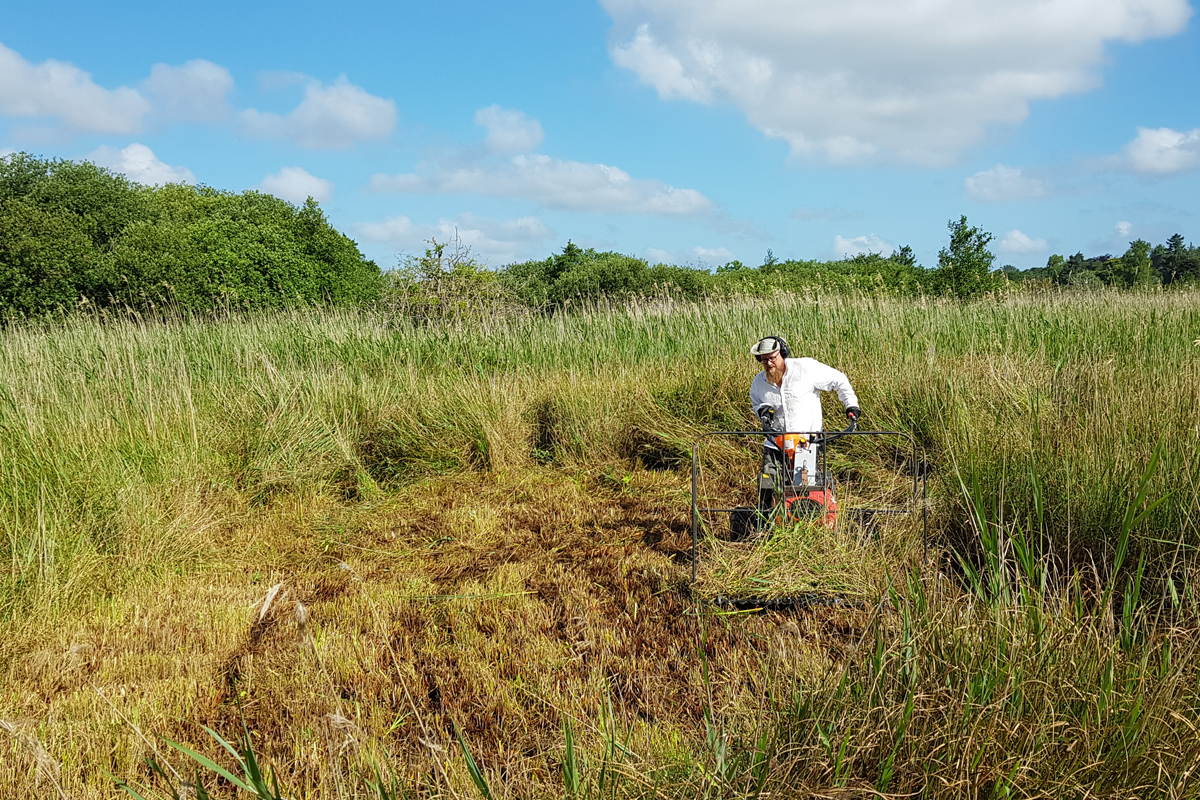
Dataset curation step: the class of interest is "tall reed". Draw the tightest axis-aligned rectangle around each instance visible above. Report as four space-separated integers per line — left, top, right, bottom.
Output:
3 290 1195 614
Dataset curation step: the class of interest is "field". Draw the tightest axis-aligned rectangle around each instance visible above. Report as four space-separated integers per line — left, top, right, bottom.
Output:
1 289 1199 798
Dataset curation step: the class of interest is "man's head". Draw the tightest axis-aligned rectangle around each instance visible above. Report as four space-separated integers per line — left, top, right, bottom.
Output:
750 335 790 363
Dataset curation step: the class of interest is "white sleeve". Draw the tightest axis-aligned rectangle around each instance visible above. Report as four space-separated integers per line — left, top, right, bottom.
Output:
806 359 859 409
749 373 771 415
750 373 780 447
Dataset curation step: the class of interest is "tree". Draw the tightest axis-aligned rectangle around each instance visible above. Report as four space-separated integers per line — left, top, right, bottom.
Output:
0 198 98 316
0 152 145 247
384 235 516 322
0 153 380 318
1117 239 1157 287
1153 233 1195 284
1179 240 1200 284
892 245 917 268
934 216 1000 298
1000 264 1023 282
1046 254 1065 283
503 242 651 309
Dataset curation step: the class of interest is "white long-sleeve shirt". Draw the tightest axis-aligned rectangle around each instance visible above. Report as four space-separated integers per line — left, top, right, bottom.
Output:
750 357 858 445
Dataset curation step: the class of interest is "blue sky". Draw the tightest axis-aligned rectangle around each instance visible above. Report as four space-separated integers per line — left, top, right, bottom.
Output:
2 0 1198 270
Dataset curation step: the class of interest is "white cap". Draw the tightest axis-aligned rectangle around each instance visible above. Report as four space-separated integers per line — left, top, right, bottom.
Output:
750 337 782 357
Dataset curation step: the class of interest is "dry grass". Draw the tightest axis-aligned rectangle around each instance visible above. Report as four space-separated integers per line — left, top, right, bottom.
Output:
0 466 877 798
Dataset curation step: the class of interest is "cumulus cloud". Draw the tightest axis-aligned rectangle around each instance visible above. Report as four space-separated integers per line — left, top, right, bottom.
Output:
369 106 712 217
643 245 738 265
693 245 737 263
998 229 1047 254
965 164 1050 201
376 153 711 215
372 153 710 215
644 247 677 264
1121 126 1200 175
612 25 716 102
256 167 334 205
239 77 396 149
143 59 233 123
87 143 194 185
602 0 1192 165
354 212 555 264
834 234 894 257
475 105 544 154
0 41 149 135
1116 220 1132 237
371 108 711 216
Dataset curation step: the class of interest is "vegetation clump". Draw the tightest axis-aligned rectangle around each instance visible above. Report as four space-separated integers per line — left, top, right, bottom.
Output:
0 153 380 320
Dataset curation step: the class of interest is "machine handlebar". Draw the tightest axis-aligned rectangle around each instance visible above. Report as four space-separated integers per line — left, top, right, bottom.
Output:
808 418 857 446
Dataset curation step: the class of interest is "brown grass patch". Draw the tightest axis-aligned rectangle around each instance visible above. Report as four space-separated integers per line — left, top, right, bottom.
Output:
0 465 875 798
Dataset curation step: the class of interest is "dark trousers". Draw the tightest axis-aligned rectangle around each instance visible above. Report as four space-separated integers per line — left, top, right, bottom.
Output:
756 445 790 523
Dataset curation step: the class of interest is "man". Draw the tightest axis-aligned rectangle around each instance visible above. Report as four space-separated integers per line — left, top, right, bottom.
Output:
749 335 860 523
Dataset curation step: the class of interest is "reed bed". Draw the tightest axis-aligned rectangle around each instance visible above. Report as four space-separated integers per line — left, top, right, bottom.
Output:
0 289 1198 797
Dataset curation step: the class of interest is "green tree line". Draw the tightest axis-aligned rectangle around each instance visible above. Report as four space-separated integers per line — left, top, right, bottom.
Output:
1003 234 1200 288
5 152 1198 322
401 216 1006 316
0 152 380 319
414 217 1198 316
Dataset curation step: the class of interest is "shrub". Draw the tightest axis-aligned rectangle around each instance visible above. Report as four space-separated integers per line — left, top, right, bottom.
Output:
0 153 380 319
504 242 654 309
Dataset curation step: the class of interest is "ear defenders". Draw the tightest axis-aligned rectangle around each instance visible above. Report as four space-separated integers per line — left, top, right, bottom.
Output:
769 335 790 359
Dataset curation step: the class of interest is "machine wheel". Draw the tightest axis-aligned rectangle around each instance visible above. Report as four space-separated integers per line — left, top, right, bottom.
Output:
782 489 837 529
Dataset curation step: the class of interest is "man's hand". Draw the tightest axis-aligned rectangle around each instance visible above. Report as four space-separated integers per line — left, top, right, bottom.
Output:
846 405 861 422
757 405 780 432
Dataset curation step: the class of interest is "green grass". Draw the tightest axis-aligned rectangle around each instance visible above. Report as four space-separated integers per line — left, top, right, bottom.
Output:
1 288 1199 797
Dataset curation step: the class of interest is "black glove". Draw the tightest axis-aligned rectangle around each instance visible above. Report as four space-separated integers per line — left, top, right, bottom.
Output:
757 405 781 432
846 406 861 422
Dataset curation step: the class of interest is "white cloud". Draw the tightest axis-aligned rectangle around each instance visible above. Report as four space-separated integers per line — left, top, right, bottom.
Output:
354 212 555 265
475 105 544 154
1116 220 1132 237
612 24 715 102
370 107 713 218
0 41 149 135
965 164 1049 201
256 167 333 205
371 153 711 216
1121 126 1200 175
602 0 1192 165
834 234 894 257
693 245 736 263
644 247 677 264
642 245 737 265
143 59 233 123
239 77 396 149
87 143 194 185
998 229 1047 254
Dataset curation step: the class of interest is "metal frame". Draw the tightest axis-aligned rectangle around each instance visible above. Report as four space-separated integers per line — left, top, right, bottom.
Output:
689 427 927 583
